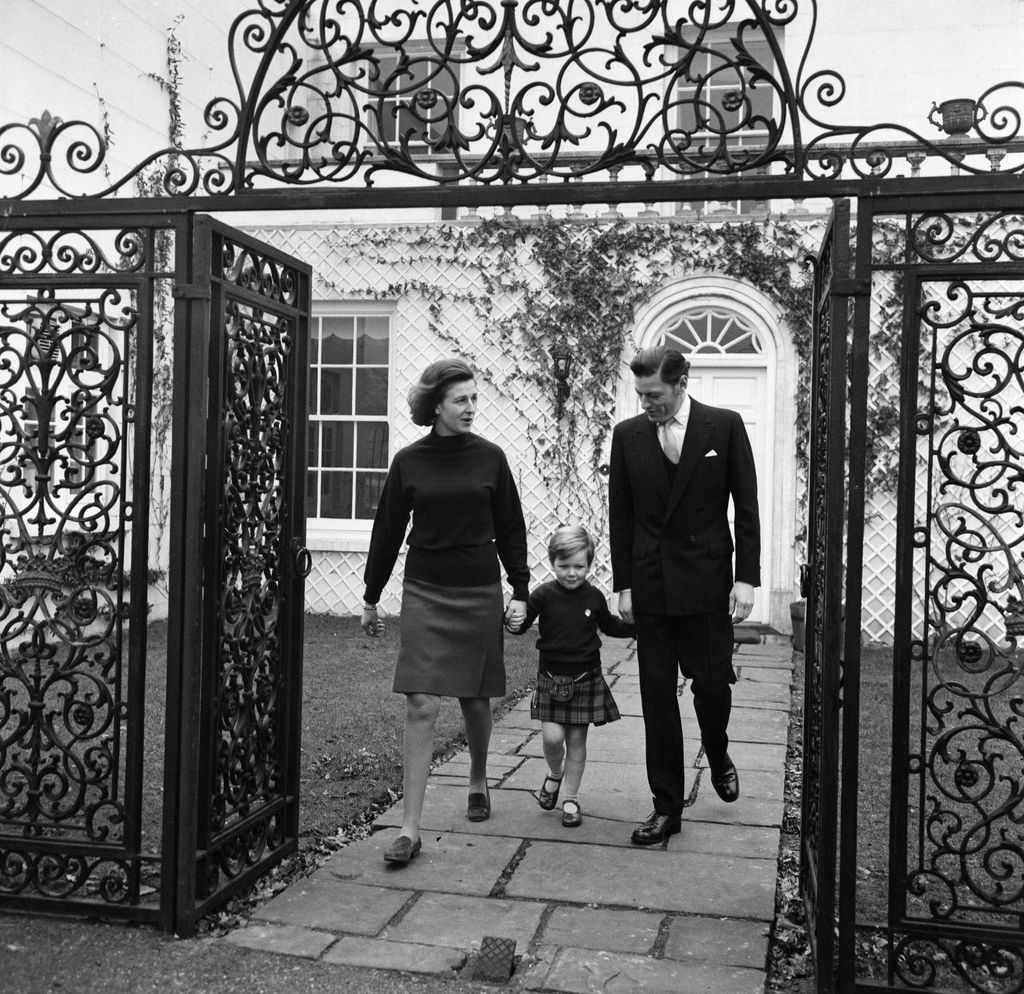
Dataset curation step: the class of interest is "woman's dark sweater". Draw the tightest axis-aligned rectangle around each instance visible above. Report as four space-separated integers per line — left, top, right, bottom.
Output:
516 579 635 675
363 430 530 604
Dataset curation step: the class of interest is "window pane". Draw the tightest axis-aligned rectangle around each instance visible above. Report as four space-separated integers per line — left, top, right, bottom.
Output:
356 423 389 468
356 316 390 364
320 368 352 415
307 422 319 468
355 472 387 519
355 367 388 415
321 316 354 363
749 84 773 122
321 422 354 469
308 367 318 414
321 471 352 518
306 471 318 517
677 101 698 135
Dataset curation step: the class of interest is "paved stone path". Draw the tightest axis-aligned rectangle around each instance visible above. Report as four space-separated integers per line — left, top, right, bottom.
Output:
226 638 794 993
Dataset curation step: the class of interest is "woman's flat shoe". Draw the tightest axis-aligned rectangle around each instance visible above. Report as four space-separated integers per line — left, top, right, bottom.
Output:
538 773 563 810
561 799 582 828
467 787 491 822
383 835 421 864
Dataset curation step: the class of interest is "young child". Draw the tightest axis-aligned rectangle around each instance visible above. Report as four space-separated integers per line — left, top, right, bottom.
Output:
508 524 634 828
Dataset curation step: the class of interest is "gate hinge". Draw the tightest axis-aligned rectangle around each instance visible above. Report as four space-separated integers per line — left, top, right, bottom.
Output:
172 283 212 300
829 277 871 297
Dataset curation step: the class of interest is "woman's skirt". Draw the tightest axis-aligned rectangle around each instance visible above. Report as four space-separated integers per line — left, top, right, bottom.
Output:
530 667 621 726
394 576 505 697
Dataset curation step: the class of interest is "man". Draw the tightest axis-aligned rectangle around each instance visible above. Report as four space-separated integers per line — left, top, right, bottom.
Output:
608 346 760 845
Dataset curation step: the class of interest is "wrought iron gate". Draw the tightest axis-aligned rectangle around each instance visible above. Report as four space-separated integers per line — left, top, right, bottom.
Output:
0 214 311 933
165 217 311 935
802 194 1024 992
801 199 853 990
0 215 176 922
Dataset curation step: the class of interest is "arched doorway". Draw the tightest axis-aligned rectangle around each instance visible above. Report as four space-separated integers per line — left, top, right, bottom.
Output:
625 276 800 632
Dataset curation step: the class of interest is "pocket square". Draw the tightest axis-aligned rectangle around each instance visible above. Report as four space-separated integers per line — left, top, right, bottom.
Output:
705 449 718 457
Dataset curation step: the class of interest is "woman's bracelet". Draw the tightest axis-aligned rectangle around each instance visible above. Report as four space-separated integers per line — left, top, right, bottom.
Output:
362 602 378 612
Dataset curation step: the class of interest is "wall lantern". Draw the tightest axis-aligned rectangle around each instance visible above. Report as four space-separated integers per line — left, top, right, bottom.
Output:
550 338 573 418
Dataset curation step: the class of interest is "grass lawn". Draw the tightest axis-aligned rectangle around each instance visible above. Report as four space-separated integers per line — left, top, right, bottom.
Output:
853 644 894 925
835 642 1024 988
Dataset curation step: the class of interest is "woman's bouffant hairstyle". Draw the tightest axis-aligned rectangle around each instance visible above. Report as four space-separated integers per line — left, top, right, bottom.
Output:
408 359 476 426
547 524 596 566
629 345 691 384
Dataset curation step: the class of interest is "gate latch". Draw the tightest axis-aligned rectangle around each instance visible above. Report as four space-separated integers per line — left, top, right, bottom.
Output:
292 540 312 579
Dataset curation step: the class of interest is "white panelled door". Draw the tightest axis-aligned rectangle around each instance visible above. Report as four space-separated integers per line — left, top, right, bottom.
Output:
686 365 770 625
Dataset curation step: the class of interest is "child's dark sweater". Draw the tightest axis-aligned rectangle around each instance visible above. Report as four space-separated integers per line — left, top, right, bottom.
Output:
517 579 635 676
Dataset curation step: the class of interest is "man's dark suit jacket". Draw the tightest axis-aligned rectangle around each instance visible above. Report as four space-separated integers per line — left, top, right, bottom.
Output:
608 398 761 617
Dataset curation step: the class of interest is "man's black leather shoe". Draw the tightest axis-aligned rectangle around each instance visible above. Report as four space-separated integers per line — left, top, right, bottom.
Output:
710 753 740 803
630 811 682 846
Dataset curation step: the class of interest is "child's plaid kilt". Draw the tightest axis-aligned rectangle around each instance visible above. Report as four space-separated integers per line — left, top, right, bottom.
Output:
530 667 621 726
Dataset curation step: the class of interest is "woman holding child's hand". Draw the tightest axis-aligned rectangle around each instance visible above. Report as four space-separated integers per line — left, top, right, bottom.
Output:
362 359 530 866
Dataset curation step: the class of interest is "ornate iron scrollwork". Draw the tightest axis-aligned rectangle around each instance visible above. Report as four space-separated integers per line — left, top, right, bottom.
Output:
893 217 1024 988
3 1 1024 200
200 237 298 896
0 230 153 905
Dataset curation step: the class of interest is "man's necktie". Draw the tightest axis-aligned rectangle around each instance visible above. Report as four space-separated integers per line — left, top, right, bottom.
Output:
659 417 684 464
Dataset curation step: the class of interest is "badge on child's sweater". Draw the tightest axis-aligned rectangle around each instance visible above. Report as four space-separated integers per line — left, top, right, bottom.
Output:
584 609 592 617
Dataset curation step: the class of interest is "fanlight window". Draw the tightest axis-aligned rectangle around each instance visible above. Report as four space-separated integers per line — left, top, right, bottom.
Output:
659 307 763 355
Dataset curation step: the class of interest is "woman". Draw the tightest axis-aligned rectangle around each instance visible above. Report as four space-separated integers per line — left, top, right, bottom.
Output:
361 359 529 864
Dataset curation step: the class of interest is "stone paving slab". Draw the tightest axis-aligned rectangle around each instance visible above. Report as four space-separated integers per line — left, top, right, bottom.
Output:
537 905 662 954
490 727 540 754
720 766 785 801
697 740 787 772
663 914 770 969
504 841 776 920
253 875 411 934
381 891 546 951
734 653 794 669
500 756 653 800
730 703 792 729
223 923 337 958
326 829 522 897
616 684 792 715
737 665 795 683
498 708 540 730
732 682 790 705
521 947 765 994
518 731 705 763
428 752 523 778
608 692 644 716
322 936 466 974
708 713 789 746
687 784 783 827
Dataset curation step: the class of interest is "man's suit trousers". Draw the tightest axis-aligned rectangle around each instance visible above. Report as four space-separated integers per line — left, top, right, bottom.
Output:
634 611 734 816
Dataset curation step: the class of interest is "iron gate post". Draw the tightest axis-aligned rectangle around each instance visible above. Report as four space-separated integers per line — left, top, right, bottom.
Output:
162 213 214 933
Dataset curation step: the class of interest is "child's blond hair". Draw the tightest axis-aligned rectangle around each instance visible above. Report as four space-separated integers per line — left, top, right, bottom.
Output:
547 524 595 566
